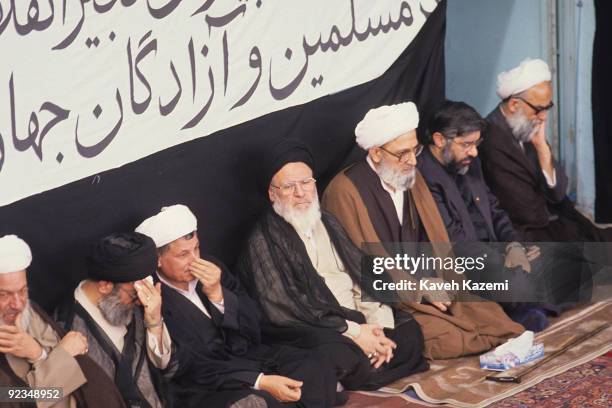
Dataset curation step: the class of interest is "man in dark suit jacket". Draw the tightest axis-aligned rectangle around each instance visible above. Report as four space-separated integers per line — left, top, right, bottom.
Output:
417 100 583 331
480 58 611 242
136 204 337 408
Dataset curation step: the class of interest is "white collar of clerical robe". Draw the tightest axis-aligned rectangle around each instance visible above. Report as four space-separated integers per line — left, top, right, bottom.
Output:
156 273 211 318
366 156 404 225
74 280 127 352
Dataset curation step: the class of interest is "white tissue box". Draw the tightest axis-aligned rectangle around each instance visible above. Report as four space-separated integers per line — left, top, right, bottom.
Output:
479 343 544 371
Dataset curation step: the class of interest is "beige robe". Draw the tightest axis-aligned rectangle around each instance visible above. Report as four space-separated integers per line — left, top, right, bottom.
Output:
6 303 86 408
322 165 524 359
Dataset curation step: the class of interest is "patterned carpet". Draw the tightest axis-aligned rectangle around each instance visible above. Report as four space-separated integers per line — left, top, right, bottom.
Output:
345 352 612 407
490 352 611 408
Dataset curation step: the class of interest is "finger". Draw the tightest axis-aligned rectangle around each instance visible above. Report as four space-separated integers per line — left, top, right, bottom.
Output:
372 327 385 337
154 282 162 294
381 337 397 349
375 343 387 356
135 283 153 300
141 278 156 291
0 331 18 341
374 354 386 369
190 259 216 273
14 313 22 331
197 259 220 270
386 347 394 363
0 325 19 334
284 387 301 402
0 338 16 348
433 302 447 312
284 378 303 388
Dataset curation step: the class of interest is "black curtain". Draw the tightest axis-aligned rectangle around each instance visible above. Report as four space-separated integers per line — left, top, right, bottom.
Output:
592 0 612 222
0 1 447 311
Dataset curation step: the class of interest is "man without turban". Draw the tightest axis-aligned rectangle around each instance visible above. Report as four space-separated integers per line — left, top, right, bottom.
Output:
480 58 612 242
322 102 527 359
238 138 428 391
137 204 337 408
55 232 178 408
0 235 125 408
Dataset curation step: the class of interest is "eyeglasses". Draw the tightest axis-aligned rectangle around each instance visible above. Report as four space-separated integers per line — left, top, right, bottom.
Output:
379 144 423 162
271 177 316 196
450 138 483 151
513 97 554 115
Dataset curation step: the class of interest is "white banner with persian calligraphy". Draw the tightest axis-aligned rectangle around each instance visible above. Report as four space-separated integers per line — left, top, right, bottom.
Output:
0 0 439 206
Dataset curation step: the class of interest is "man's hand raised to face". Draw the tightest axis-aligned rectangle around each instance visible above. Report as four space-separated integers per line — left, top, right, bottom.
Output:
189 258 223 302
0 313 43 360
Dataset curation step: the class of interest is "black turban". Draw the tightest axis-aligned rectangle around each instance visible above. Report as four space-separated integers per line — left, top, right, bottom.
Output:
261 138 315 190
87 232 157 283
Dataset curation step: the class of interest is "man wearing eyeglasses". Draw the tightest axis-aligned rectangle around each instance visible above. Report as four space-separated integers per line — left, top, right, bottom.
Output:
481 58 611 242
238 137 429 391
55 232 179 408
417 100 564 332
321 103 528 359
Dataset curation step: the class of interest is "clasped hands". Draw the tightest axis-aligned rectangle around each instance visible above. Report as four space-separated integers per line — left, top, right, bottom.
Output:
353 323 397 368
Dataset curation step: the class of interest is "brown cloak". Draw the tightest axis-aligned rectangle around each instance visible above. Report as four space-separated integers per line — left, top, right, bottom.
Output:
322 161 524 359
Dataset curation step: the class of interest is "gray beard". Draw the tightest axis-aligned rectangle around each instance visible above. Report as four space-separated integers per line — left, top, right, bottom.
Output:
506 111 539 143
441 144 469 175
98 287 135 326
376 160 416 191
273 196 322 237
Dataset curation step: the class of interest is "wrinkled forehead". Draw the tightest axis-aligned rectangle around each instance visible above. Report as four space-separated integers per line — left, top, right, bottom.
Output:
164 233 199 255
0 270 28 292
271 162 313 185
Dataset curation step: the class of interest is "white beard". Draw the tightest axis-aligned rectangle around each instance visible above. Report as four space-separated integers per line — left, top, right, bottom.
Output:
273 195 322 237
376 160 416 192
506 110 539 143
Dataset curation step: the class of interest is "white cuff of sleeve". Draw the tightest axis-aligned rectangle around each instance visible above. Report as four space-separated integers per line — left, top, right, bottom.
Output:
342 320 362 339
146 324 172 369
543 169 556 187
211 299 225 314
253 373 264 390
28 347 47 364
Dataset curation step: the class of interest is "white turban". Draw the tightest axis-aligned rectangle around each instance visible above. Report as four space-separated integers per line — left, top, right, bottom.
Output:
135 204 198 248
355 102 419 150
496 58 551 99
0 235 32 274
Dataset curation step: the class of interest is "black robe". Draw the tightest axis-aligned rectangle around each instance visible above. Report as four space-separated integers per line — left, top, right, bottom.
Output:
481 106 612 242
55 299 176 408
417 148 520 243
161 254 336 408
238 210 428 390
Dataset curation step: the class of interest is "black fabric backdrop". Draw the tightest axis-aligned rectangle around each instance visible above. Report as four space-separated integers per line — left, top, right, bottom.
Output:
0 1 447 311
592 0 612 223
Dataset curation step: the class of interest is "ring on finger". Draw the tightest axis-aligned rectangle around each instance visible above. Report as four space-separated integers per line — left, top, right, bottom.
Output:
368 353 374 359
